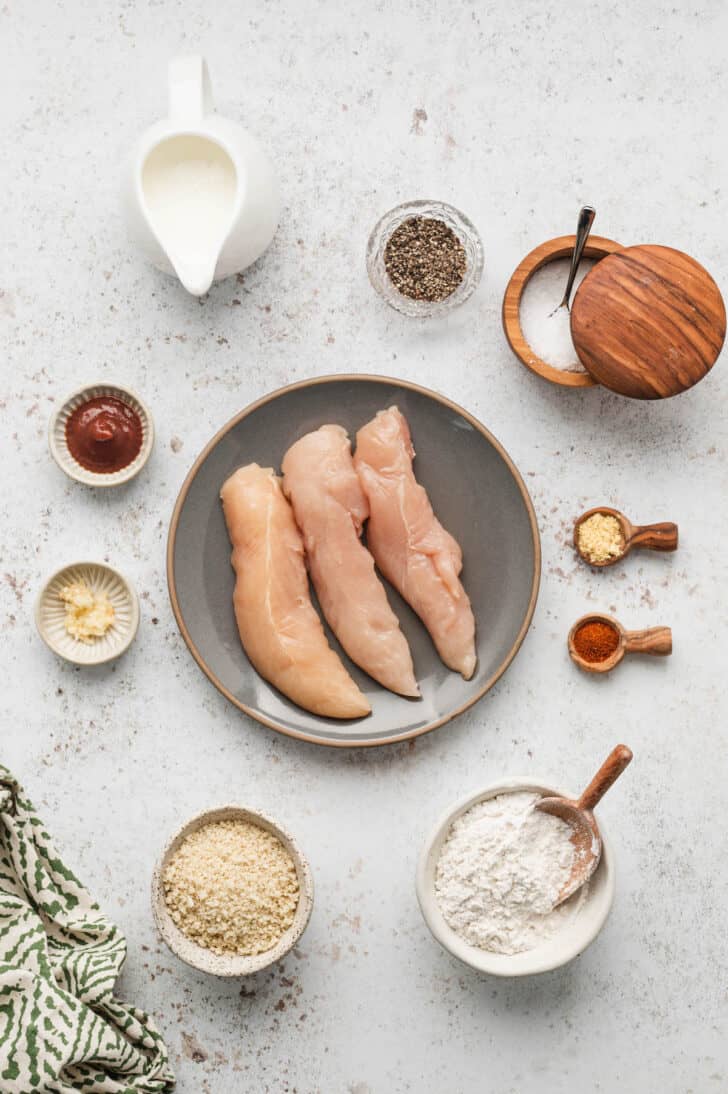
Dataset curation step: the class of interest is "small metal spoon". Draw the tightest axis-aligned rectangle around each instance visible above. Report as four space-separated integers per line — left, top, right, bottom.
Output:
550 205 596 314
535 744 633 907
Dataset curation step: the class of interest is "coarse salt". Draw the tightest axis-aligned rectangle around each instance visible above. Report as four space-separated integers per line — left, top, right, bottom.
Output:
519 258 596 371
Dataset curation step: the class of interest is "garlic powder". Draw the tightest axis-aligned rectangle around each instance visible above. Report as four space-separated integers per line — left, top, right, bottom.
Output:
577 512 625 564
59 582 115 643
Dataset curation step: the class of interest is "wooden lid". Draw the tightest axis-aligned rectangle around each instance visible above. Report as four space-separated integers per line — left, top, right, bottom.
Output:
570 244 726 399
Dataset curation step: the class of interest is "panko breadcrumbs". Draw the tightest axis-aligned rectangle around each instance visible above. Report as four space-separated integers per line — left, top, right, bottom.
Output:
162 819 299 957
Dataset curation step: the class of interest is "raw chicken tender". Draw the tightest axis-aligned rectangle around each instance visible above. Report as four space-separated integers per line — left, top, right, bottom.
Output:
354 407 476 679
282 425 419 698
220 464 370 719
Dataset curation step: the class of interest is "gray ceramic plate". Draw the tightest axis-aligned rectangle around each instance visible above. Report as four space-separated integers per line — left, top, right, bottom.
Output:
167 375 540 747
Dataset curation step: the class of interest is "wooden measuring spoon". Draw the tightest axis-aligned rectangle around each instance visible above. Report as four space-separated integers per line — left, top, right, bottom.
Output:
536 744 633 906
568 613 672 674
574 506 678 568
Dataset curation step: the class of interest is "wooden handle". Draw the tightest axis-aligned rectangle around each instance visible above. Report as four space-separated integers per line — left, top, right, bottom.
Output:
623 626 673 656
629 522 678 552
578 744 633 812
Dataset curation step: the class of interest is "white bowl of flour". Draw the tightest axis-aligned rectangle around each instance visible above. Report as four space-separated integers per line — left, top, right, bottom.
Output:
416 777 615 976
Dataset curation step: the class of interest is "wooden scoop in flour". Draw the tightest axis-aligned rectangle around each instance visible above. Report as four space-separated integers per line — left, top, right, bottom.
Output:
535 744 633 907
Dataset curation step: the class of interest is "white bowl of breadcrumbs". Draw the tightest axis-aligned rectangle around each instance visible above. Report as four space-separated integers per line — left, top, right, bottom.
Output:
152 805 314 976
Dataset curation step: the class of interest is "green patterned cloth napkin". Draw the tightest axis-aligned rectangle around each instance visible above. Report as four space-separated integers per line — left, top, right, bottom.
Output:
0 767 175 1094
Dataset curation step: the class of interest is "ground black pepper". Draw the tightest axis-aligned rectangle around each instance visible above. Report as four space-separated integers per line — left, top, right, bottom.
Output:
383 216 467 302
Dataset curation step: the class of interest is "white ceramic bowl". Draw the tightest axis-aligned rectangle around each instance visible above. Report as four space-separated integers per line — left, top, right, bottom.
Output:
152 805 314 977
48 382 154 487
35 561 140 665
416 776 615 976
366 199 484 318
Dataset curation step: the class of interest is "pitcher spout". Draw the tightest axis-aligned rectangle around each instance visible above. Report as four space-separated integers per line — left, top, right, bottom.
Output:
171 254 219 297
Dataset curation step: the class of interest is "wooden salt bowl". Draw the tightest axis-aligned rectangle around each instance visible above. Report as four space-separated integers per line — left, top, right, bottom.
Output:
502 235 623 389
503 239 725 397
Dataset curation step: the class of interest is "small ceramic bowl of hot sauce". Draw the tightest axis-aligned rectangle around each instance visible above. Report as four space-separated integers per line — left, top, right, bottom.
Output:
49 383 154 487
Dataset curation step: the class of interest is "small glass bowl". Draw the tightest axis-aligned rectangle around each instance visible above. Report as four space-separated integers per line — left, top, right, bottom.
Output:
366 200 484 318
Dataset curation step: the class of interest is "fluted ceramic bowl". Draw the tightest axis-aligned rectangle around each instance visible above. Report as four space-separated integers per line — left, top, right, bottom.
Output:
35 561 139 665
48 382 154 487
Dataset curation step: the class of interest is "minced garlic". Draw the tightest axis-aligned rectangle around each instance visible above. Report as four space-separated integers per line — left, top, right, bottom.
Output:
577 512 625 564
59 582 115 643
163 819 299 957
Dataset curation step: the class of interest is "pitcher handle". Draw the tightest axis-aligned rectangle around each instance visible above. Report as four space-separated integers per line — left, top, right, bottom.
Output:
168 56 213 123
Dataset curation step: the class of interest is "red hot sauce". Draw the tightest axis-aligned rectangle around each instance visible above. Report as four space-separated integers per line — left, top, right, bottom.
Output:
65 396 143 474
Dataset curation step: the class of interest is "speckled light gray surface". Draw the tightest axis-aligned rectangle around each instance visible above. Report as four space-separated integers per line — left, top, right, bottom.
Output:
2 2 726 1091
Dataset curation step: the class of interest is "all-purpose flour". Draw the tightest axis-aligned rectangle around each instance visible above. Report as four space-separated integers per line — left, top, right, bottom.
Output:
435 791 586 955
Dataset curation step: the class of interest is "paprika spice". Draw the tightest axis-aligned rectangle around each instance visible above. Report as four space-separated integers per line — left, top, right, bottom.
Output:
572 620 620 663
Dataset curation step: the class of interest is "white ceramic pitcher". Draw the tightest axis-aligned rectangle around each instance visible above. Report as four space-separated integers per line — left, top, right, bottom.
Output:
125 57 280 296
